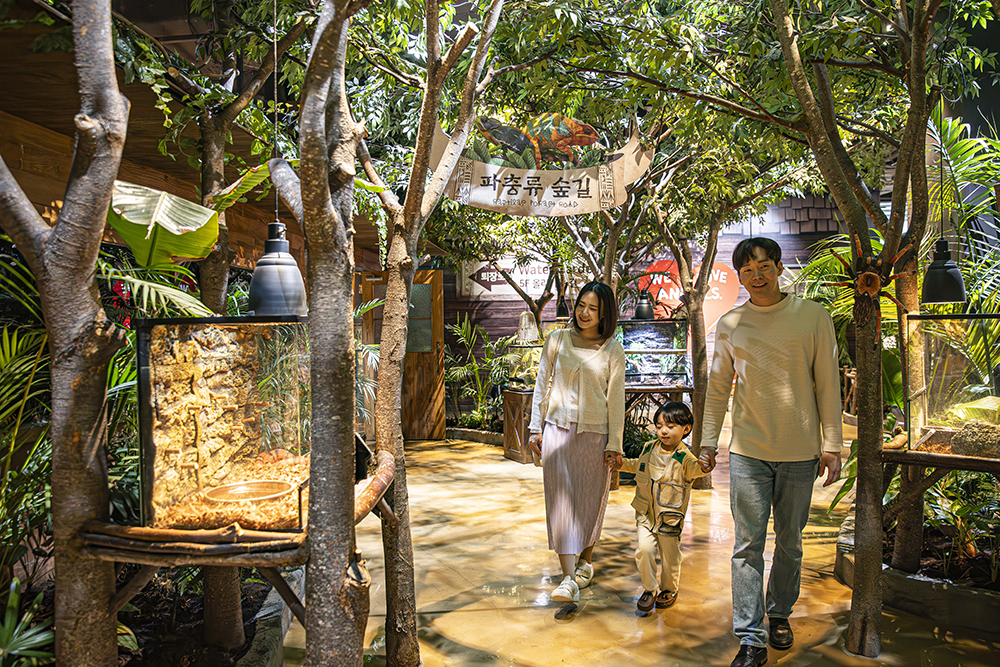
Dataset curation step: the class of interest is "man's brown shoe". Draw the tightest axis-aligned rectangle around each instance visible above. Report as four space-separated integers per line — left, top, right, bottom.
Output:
730 645 767 667
637 591 655 613
654 590 677 608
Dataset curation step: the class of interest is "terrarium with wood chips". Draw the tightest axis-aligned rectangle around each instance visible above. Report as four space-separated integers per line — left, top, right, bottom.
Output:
136 316 310 531
906 313 1000 459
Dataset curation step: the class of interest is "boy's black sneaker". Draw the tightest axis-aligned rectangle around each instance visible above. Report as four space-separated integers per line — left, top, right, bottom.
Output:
768 617 793 650
730 645 767 667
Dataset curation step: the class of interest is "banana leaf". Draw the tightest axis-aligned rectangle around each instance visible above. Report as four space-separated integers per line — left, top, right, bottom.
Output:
211 161 384 213
107 181 219 267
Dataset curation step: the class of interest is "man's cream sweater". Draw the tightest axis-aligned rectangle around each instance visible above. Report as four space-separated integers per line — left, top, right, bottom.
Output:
700 294 843 461
529 328 626 454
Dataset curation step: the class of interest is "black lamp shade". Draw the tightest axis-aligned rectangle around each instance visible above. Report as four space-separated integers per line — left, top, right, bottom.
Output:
556 296 570 318
634 291 655 320
921 239 966 304
249 222 308 316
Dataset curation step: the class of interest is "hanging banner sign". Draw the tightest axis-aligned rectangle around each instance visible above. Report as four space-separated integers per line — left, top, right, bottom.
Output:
637 260 740 333
430 124 653 217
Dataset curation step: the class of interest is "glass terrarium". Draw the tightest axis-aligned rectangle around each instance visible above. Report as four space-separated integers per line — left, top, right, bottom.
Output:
616 319 690 387
906 314 1000 458
136 316 310 531
506 343 543 390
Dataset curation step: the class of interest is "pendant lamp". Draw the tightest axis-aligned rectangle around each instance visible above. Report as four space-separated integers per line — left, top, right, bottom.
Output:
634 291 655 320
248 221 308 316
921 239 966 304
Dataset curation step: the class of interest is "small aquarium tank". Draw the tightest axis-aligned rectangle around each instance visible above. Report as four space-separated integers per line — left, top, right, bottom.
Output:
136 316 310 530
617 319 690 387
907 313 1000 458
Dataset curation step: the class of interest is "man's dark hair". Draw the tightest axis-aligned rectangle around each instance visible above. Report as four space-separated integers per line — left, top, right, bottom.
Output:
572 281 618 340
732 237 782 270
653 401 694 429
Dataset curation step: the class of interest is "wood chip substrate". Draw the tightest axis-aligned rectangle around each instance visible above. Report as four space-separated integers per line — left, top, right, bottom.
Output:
156 455 309 530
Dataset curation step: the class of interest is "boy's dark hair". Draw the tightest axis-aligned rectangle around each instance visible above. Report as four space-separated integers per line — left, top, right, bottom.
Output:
572 280 618 341
653 401 694 430
732 237 782 270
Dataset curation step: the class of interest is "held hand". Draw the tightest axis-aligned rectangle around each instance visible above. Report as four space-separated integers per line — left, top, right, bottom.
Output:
698 448 717 473
528 433 543 457
605 451 623 470
819 451 842 487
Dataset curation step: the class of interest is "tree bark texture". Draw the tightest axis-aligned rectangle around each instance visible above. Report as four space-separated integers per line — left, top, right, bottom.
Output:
199 120 234 315
891 265 926 572
202 567 246 649
376 229 421 665
197 117 244 643
846 319 884 657
274 1 372 663
370 2 505 663
0 2 129 664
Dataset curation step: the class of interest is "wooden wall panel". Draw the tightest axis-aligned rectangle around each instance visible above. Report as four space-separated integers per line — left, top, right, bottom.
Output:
0 110 307 269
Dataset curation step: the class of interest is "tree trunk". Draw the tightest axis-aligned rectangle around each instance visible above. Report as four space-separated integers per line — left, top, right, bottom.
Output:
196 118 245 647
0 2 131 664
202 567 245 650
304 223 369 666
49 312 123 666
891 261 925 572
845 318 884 657
376 229 421 666
199 120 235 315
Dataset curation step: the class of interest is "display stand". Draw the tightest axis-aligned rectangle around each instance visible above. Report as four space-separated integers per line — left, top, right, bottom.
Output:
503 389 534 464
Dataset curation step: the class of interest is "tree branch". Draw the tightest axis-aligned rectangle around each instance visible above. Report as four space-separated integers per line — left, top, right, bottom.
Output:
219 20 307 126
553 59 803 133
355 45 425 90
477 49 557 95
882 467 949 527
806 57 905 79
0 158 50 265
836 114 902 148
267 158 304 224
418 0 505 225
357 140 403 216
437 23 479 88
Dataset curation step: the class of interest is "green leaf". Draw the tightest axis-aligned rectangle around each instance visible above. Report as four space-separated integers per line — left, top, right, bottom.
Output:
107 181 219 267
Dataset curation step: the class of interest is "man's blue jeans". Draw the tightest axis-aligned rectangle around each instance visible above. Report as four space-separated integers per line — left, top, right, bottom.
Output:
729 453 819 647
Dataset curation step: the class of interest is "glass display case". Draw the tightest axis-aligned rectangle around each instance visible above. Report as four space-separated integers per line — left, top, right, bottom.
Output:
617 319 690 387
505 343 544 390
906 313 999 458
136 316 310 531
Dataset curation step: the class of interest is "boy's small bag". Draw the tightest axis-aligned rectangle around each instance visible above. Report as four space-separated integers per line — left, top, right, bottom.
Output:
532 330 564 467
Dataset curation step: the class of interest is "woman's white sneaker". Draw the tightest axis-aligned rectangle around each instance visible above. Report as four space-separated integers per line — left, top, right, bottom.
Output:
574 561 594 589
551 575 580 603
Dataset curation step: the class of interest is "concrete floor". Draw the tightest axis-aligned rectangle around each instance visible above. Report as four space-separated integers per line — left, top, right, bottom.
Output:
284 434 1000 666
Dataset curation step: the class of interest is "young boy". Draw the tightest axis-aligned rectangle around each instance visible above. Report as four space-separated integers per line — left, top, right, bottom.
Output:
620 401 710 613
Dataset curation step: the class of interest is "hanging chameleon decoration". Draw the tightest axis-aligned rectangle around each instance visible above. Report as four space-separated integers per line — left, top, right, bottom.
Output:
826 233 914 348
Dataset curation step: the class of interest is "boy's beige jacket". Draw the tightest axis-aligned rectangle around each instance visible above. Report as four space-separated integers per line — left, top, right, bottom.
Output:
620 441 709 535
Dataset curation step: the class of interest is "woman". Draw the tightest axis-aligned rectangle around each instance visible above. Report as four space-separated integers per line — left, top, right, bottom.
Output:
528 281 626 603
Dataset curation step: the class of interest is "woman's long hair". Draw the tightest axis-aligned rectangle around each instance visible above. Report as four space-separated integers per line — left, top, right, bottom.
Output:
571 281 618 341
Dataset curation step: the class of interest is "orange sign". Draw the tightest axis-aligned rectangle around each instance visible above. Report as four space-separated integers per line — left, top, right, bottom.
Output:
637 261 740 332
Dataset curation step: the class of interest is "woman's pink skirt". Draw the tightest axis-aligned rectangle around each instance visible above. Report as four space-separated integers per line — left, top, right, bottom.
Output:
541 421 612 554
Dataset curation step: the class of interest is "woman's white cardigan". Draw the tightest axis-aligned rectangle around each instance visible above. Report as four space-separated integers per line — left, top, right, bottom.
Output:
528 328 626 454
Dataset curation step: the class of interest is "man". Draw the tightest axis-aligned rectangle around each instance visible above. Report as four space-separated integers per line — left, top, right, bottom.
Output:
698 237 843 667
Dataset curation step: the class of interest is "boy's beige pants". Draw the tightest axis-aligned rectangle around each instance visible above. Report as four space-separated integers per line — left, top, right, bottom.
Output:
635 519 682 593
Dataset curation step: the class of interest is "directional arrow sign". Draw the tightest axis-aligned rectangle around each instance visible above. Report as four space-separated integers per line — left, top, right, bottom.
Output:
469 267 508 292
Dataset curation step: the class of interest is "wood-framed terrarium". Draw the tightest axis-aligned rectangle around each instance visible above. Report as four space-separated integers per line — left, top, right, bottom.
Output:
135 316 311 531
904 313 999 463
